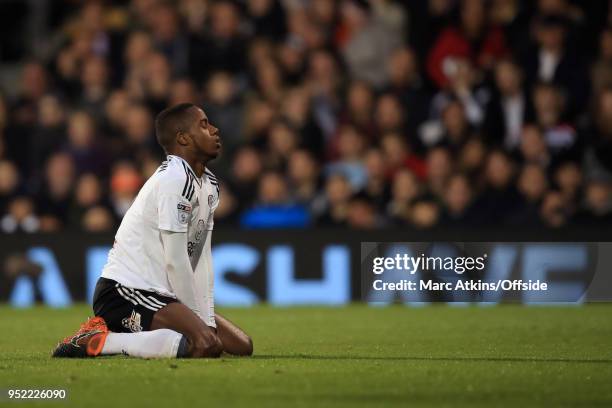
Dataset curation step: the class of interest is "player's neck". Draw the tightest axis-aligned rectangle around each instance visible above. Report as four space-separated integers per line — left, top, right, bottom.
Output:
171 153 206 178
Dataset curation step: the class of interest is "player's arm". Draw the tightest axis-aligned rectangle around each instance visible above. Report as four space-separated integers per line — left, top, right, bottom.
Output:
157 174 200 314
194 235 253 356
160 230 201 315
192 232 212 320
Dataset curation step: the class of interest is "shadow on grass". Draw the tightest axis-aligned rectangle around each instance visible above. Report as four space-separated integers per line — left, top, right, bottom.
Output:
251 354 612 364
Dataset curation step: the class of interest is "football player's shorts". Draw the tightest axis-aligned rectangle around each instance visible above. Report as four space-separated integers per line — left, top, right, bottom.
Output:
93 277 178 333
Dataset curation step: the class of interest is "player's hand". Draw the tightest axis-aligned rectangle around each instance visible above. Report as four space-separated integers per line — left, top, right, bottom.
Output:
190 325 223 358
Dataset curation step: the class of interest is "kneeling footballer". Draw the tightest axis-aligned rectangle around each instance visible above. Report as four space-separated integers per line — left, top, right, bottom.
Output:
53 103 253 359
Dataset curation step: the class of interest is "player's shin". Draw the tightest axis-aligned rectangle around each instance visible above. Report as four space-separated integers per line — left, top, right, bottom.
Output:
101 329 188 358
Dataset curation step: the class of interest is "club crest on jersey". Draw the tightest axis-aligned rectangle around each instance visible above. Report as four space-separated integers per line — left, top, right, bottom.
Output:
122 310 143 332
177 202 191 224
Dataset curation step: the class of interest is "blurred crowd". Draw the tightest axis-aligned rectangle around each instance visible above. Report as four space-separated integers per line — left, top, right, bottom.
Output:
0 0 612 232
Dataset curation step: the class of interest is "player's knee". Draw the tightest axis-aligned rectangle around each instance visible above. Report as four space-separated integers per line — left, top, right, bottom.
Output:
243 336 253 356
236 335 253 356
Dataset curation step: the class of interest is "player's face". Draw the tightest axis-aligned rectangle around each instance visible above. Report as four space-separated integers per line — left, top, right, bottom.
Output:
188 108 221 159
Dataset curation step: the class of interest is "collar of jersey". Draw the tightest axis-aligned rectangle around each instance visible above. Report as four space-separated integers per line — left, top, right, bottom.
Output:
167 155 202 185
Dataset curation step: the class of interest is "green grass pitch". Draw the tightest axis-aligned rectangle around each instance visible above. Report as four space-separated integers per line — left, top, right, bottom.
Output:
1 304 611 407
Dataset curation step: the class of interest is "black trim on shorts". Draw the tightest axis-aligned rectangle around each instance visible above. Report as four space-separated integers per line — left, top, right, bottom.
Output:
93 277 178 333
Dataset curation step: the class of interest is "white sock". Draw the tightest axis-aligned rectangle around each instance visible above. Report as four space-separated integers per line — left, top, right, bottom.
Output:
101 329 185 358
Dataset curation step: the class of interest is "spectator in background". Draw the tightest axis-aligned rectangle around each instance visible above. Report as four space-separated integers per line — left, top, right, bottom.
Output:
422 99 474 150
522 13 587 112
484 59 530 149
363 148 390 210
457 137 487 177
513 163 549 223
82 206 115 232
121 103 161 163
168 78 199 106
281 87 324 157
540 190 568 227
519 124 550 166
584 88 612 181
123 30 154 97
477 149 520 223
427 0 507 89
79 56 110 120
149 2 190 76
240 171 309 228
386 169 420 224
339 81 376 140
338 0 402 88
1 197 40 233
253 57 285 105
266 120 299 169
244 98 275 148
191 0 247 82
229 146 262 211
35 152 75 228
384 47 430 136
142 52 172 112
315 172 353 226
204 72 244 158
310 0 337 34
277 36 308 86
428 57 488 132
326 125 367 191
13 62 49 127
591 27 612 94
288 149 320 206
380 132 426 181
285 5 327 52
346 192 383 229
441 173 476 226
103 89 131 142
109 162 142 219
574 179 612 225
531 82 577 157
69 173 111 228
374 94 406 137
0 160 21 214
553 160 582 211
246 0 287 40
426 146 453 198
29 95 67 178
65 111 108 176
306 49 341 138
409 195 441 229
6 62 50 174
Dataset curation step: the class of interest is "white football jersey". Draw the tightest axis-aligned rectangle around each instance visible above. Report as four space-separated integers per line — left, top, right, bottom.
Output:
101 155 220 318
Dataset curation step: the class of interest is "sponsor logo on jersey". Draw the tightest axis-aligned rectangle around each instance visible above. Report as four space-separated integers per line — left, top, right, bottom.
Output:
195 219 205 242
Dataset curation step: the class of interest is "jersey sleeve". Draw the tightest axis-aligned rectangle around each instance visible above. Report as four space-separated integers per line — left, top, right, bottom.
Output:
157 173 192 233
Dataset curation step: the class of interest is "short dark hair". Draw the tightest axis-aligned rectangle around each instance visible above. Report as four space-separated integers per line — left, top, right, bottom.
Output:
155 103 197 154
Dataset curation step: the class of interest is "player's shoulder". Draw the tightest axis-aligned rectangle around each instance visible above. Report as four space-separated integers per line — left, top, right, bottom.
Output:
204 168 219 185
156 157 194 199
